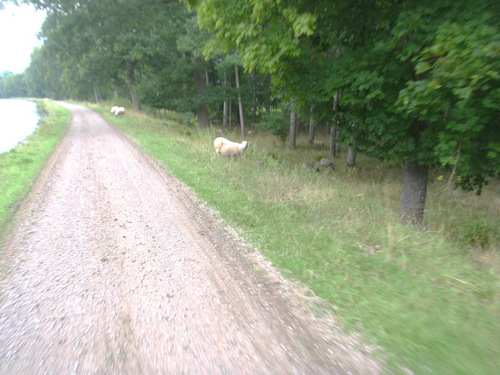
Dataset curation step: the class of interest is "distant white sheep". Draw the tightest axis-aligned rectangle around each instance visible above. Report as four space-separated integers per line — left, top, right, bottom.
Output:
110 106 125 117
213 137 248 158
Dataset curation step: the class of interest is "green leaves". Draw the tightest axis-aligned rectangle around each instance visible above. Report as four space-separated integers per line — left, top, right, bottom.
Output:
193 0 317 74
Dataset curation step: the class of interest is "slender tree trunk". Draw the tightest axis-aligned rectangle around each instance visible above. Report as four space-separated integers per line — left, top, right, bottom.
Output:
252 71 257 125
265 75 271 113
223 70 228 129
347 147 356 166
93 81 99 104
125 60 141 111
193 70 209 130
289 102 297 149
446 144 461 190
399 160 429 226
113 82 118 99
330 94 340 158
235 65 245 139
182 53 187 95
330 125 337 158
309 105 315 143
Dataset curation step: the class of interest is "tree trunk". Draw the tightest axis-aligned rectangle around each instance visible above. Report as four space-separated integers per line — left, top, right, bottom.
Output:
308 105 315 143
235 65 245 139
223 70 228 129
265 75 271 113
446 144 461 190
346 147 356 166
399 160 429 226
329 125 337 158
193 70 209 130
125 60 141 111
93 81 99 104
182 53 187 95
252 71 257 125
113 82 118 99
289 104 297 149
330 94 340 158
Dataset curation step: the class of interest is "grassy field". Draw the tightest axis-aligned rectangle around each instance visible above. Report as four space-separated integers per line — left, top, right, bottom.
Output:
0 100 70 240
90 101 499 374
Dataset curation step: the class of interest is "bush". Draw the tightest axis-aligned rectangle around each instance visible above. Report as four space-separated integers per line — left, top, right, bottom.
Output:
255 110 289 142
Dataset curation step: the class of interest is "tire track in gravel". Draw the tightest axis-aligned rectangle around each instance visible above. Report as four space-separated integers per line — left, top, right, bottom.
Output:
0 103 382 374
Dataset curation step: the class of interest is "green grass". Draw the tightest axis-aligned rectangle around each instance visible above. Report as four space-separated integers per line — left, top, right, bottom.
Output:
0 100 70 240
94 102 500 373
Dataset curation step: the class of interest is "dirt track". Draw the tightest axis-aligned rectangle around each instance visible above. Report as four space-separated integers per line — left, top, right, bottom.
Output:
0 103 381 374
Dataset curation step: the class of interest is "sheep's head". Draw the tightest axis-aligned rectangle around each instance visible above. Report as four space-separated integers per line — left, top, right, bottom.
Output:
242 141 248 150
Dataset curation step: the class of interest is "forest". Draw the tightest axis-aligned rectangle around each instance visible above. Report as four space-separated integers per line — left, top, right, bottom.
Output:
0 0 499 226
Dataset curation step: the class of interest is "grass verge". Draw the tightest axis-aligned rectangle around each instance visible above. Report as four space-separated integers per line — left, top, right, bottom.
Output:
0 100 70 241
92 102 499 374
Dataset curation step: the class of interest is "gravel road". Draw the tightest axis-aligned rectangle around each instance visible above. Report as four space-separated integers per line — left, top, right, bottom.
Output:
0 103 381 374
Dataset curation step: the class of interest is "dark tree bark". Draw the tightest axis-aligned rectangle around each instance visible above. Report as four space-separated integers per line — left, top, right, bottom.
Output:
399 160 429 226
289 103 297 149
193 70 209 130
235 65 245 139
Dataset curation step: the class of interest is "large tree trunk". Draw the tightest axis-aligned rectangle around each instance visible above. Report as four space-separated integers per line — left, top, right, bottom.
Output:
223 70 229 129
399 160 429 226
235 65 245 139
193 70 209 130
289 104 297 149
308 105 315 143
125 60 141 111
346 147 356 166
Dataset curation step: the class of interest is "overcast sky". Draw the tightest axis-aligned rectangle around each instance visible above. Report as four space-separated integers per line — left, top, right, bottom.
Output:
0 3 46 74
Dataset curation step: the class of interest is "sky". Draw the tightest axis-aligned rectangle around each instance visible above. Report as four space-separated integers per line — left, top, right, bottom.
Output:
0 2 46 74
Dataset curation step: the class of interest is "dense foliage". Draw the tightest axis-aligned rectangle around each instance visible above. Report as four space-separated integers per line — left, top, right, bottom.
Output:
1 0 499 224
187 0 500 223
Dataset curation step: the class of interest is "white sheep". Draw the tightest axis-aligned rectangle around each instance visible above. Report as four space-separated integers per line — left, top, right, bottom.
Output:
213 137 248 158
110 106 119 114
113 107 125 117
